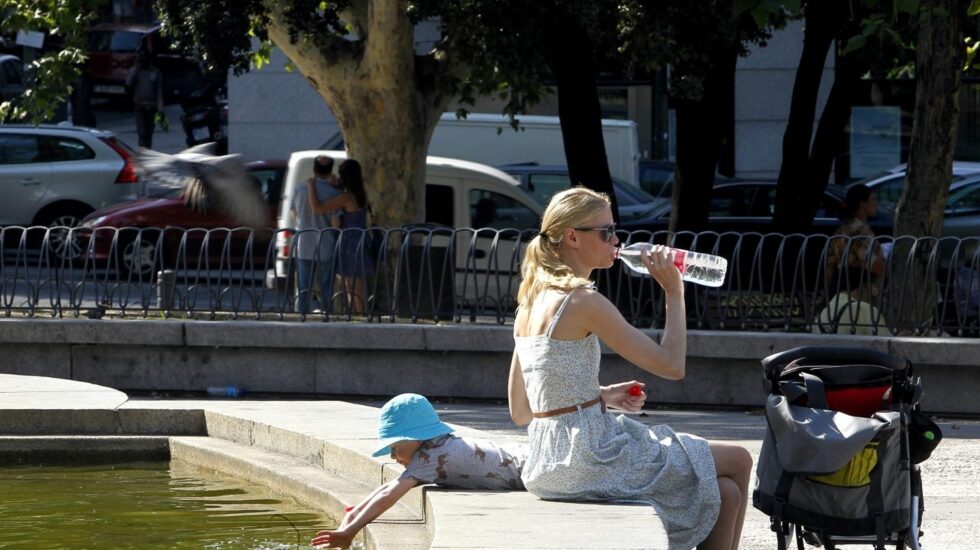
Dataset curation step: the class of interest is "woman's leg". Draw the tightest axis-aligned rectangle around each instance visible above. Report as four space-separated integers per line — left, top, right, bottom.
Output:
338 276 355 313
699 441 753 550
698 477 740 550
352 276 367 313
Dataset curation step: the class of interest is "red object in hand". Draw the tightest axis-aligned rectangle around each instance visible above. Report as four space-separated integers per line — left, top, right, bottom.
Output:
344 505 355 512
628 385 643 397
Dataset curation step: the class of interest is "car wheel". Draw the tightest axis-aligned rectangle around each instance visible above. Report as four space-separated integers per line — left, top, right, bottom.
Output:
37 206 92 261
119 230 161 279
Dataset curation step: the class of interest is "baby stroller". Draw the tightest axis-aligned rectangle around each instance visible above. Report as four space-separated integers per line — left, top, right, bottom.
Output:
753 346 941 550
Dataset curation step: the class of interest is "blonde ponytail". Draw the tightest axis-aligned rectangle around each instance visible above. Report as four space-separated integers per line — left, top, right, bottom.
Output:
518 187 610 309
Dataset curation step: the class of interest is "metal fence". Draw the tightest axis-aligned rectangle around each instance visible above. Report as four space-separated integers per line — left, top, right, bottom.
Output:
1 225 977 336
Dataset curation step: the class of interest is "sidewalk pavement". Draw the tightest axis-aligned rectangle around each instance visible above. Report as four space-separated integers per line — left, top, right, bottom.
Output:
4 368 978 549
126 394 980 550
92 102 188 154
417 399 980 550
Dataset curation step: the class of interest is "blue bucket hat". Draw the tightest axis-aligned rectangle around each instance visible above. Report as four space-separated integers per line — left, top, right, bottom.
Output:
372 394 454 458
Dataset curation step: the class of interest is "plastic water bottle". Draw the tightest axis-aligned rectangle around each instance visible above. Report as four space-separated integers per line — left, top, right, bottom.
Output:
616 243 728 287
207 385 245 398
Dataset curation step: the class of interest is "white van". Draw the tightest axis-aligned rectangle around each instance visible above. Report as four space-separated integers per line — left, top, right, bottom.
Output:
323 113 642 187
270 151 543 307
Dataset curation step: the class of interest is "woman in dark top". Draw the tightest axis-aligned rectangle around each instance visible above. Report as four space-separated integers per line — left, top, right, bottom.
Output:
307 158 375 313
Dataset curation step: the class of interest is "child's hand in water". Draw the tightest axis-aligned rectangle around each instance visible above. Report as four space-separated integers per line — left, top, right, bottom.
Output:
311 528 353 548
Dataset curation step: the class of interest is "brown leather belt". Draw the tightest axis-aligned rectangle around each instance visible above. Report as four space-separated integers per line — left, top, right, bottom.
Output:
531 396 605 419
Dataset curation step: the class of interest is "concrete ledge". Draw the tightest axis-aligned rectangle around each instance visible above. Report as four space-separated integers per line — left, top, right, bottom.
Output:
1 319 977 415
0 435 170 464
0 409 206 435
427 491 668 549
0 387 671 550
169 436 430 550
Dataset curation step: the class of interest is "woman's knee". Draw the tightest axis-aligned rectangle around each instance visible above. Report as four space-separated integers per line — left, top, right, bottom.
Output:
730 445 753 476
711 443 753 479
717 477 742 508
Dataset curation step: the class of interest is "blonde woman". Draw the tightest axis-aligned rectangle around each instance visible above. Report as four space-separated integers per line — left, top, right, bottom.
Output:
508 187 752 550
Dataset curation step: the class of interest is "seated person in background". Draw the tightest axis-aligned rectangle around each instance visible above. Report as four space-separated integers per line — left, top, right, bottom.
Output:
826 185 887 297
311 393 525 549
955 241 980 333
813 266 886 336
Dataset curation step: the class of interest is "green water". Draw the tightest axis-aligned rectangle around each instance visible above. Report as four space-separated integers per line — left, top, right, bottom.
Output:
0 461 334 549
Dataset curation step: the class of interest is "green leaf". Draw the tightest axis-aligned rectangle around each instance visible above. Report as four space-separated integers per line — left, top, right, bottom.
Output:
842 34 867 55
897 0 921 16
970 0 980 16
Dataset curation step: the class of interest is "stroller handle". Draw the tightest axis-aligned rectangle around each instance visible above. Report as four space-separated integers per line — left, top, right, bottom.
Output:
762 346 909 377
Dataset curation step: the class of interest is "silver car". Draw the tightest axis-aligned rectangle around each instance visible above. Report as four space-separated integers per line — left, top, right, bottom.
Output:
0 125 140 256
852 161 980 210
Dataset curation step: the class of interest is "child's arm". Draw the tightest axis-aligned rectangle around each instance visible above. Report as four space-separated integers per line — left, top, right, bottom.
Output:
311 478 418 548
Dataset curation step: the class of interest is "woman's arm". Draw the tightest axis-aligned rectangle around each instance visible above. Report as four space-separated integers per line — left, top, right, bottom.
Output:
582 246 687 380
308 181 350 214
311 478 418 548
586 291 686 380
508 350 532 426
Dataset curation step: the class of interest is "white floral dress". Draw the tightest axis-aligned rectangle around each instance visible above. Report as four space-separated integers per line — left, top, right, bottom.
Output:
514 289 721 550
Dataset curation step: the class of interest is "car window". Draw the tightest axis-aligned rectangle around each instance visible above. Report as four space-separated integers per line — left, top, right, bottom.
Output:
41 136 95 162
947 183 980 213
615 181 658 207
469 189 538 230
815 193 845 219
0 134 42 165
526 173 571 206
425 183 454 227
89 30 143 53
2 59 23 85
872 176 907 209
250 168 285 206
639 163 674 199
709 185 759 217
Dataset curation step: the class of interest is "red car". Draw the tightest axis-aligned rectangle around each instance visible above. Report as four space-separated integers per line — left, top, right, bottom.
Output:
87 23 204 102
79 160 286 277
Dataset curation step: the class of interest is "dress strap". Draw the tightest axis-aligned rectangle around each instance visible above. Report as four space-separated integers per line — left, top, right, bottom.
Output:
546 289 578 338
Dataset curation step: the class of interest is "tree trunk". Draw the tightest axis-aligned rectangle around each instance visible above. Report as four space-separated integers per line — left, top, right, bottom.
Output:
797 51 863 224
550 15 618 219
670 49 737 232
887 0 968 334
773 0 846 233
267 0 447 227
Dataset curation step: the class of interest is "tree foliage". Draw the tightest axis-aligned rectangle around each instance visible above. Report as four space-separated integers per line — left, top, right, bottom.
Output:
0 0 96 122
619 0 785 230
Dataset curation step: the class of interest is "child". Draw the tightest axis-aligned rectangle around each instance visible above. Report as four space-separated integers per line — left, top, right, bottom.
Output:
311 393 525 549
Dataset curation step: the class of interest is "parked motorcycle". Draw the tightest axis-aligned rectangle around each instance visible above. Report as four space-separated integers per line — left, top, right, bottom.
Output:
179 83 227 154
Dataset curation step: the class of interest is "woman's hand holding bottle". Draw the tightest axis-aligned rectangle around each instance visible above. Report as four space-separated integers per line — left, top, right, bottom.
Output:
637 245 684 295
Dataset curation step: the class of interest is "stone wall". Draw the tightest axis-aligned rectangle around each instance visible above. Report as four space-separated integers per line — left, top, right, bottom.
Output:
1 319 976 415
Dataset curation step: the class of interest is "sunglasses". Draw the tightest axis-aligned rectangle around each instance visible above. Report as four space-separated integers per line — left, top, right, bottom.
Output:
573 224 617 242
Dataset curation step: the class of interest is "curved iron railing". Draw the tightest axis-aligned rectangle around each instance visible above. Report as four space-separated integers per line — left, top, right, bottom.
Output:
1 225 977 336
